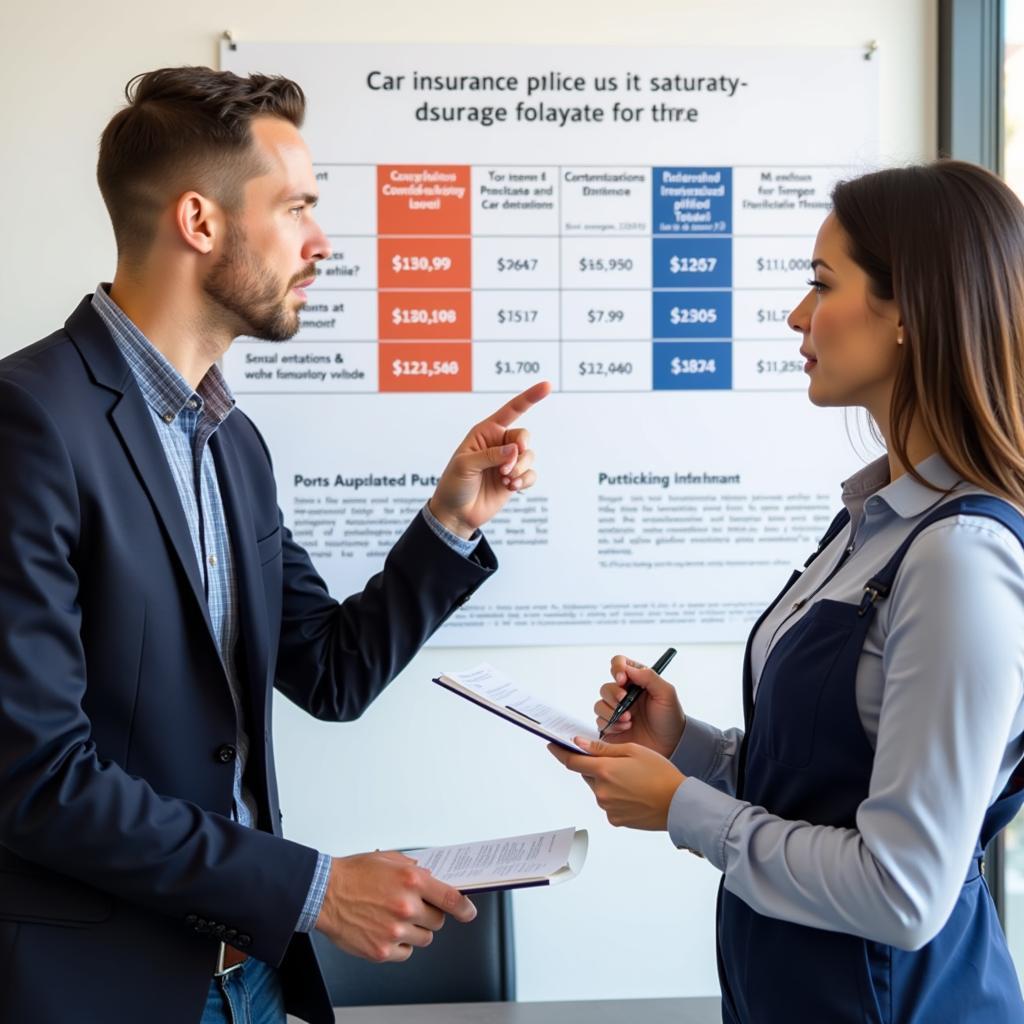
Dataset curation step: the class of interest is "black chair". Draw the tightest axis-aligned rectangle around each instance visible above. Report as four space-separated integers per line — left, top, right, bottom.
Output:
312 889 515 1006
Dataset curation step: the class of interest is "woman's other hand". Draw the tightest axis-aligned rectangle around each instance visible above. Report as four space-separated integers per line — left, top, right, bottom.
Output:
548 737 685 831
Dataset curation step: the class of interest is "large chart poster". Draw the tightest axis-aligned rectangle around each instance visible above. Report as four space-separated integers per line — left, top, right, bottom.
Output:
221 44 878 645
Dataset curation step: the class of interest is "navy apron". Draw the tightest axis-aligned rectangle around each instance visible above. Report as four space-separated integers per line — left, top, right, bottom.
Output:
718 495 1024 1023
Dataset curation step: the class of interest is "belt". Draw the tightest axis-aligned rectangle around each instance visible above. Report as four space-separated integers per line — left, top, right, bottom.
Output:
214 942 248 978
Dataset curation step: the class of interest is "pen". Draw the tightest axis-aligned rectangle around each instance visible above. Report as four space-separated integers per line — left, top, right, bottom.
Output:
599 647 677 738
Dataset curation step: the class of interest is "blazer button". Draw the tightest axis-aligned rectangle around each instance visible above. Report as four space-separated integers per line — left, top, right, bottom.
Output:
216 744 237 764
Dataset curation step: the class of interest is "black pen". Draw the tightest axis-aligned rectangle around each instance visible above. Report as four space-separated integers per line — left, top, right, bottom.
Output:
599 647 677 738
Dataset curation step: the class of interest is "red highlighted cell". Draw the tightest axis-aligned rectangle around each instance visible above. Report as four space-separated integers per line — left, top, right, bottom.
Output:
377 165 471 235
378 237 471 289
379 342 472 393
379 291 472 341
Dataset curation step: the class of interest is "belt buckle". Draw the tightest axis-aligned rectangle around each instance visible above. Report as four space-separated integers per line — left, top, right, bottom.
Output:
214 941 245 979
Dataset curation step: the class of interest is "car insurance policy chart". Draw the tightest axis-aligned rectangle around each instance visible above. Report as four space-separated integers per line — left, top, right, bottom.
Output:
221 43 879 646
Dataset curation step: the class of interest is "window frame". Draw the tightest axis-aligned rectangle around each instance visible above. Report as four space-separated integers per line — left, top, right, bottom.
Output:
938 0 1007 920
939 0 1004 170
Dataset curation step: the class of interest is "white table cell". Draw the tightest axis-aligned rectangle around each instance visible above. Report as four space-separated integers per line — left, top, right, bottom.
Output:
473 291 560 341
732 340 807 391
289 290 377 341
560 236 651 288
317 237 378 290
312 164 377 235
732 289 806 339
472 342 561 392
561 167 651 235
561 341 651 392
732 236 814 290
561 290 651 341
472 236 560 289
223 342 378 393
732 166 851 236
471 167 559 235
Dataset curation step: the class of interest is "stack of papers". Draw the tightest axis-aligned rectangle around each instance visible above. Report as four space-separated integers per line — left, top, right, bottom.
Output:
405 827 588 893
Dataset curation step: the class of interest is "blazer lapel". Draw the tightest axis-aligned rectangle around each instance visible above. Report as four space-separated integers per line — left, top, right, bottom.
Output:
211 427 271 703
66 297 217 646
109 392 216 641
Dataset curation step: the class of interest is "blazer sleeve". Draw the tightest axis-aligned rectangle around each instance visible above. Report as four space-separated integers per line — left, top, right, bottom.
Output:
0 378 316 966
270 481 498 721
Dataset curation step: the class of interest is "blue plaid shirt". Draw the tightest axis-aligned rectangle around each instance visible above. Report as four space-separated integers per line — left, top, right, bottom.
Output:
91 285 478 939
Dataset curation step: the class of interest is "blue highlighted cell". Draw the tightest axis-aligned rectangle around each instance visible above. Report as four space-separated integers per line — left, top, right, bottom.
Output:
652 166 732 235
653 291 732 339
653 342 732 390
653 237 732 288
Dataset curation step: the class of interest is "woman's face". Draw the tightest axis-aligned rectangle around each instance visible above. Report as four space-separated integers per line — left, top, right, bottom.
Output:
788 213 902 414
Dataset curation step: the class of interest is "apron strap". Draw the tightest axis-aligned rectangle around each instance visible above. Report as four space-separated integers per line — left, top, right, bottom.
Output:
856 495 1024 616
804 507 851 568
737 507 853 796
743 505 852 724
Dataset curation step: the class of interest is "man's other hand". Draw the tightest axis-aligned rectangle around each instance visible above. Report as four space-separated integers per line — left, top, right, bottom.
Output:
316 851 477 963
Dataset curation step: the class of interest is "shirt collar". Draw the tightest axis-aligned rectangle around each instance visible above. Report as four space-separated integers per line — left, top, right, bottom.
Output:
842 452 965 521
91 284 235 426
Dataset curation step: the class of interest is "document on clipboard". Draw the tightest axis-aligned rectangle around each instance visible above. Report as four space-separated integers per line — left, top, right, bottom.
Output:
405 826 588 893
433 663 598 754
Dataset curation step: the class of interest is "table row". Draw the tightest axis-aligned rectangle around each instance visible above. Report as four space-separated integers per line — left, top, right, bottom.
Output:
321 234 814 290
224 340 808 393
297 289 802 342
312 164 843 237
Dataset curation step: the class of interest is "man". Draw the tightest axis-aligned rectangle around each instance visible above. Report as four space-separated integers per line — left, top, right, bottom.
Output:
0 67 549 1023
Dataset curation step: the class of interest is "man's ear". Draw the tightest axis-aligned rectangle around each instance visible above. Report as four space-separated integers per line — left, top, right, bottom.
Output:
174 191 220 255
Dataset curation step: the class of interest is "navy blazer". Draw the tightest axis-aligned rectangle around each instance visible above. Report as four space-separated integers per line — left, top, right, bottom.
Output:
0 297 496 1023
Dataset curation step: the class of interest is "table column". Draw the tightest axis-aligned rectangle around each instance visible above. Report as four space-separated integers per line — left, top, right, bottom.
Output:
559 168 653 392
223 164 378 393
731 166 845 390
651 167 733 391
377 165 472 393
470 166 560 392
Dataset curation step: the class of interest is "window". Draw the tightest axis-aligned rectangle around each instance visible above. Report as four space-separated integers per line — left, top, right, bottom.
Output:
1006 3 1024 192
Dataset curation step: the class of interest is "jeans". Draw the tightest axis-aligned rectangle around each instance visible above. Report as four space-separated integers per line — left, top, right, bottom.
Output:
200 957 286 1024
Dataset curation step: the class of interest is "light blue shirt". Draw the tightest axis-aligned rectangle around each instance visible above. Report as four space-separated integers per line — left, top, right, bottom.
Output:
92 286 479 936
668 453 1024 950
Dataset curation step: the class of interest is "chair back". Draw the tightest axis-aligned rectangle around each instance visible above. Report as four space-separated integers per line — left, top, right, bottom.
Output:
313 888 515 1006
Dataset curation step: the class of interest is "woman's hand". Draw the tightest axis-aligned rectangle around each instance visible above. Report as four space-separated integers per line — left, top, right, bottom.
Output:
596 654 685 759
548 737 685 831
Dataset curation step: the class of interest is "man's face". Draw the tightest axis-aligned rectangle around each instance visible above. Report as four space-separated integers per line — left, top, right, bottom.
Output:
203 116 330 341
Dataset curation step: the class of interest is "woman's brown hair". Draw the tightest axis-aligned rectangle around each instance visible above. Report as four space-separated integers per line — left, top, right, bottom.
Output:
832 160 1024 506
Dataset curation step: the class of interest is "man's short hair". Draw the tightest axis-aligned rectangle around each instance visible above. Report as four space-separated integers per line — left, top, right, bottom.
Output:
97 66 305 262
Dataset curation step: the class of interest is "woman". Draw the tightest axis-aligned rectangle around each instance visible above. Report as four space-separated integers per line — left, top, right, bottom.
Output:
550 161 1024 1022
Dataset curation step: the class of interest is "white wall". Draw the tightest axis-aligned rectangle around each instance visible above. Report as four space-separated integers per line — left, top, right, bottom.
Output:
0 0 935 1002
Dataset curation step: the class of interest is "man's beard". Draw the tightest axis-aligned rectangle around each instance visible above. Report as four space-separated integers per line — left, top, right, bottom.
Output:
203 220 310 342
